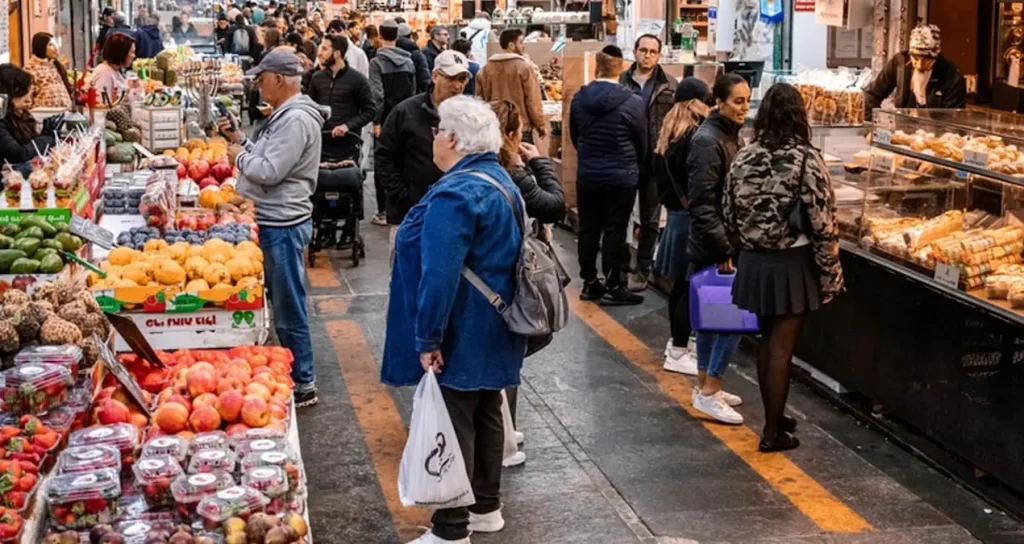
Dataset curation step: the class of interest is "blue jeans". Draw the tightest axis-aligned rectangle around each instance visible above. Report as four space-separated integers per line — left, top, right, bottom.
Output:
260 219 315 392
695 332 740 379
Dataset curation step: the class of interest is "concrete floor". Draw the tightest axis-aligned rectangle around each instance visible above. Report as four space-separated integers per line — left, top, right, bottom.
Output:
294 176 1024 544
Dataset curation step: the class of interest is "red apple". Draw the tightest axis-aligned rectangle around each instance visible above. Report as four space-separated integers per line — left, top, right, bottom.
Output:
199 176 219 190
176 164 187 180
211 162 233 181
188 159 211 181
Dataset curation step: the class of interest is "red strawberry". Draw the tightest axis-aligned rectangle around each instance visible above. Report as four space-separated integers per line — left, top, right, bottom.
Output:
83 497 108 513
17 473 35 492
15 462 34 474
4 492 24 510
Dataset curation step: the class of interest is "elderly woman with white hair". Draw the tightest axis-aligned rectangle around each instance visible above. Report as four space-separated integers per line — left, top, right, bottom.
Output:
382 95 526 544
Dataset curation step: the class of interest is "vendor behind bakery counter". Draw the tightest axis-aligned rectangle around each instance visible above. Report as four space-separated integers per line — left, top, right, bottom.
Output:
863 24 967 118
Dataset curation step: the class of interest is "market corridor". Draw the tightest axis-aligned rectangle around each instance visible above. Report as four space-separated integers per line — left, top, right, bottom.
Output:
293 179 1024 544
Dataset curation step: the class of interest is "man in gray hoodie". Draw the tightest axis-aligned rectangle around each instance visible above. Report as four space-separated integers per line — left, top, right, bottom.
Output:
220 48 328 408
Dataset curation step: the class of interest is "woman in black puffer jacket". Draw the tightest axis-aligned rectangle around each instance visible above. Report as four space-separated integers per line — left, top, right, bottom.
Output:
490 98 565 469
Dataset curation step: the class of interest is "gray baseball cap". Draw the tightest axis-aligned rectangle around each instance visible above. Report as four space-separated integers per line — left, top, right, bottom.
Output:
245 48 305 77
398 23 413 37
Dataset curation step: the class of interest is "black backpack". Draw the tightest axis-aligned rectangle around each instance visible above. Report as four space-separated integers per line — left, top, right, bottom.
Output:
383 71 417 122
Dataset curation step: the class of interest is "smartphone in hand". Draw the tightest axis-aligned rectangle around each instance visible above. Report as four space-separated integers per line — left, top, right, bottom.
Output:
215 101 236 131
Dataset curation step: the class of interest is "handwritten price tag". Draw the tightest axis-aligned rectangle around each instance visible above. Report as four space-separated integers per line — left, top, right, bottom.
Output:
934 262 961 289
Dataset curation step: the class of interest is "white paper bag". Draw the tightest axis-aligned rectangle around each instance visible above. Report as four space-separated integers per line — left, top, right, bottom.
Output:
398 371 476 509
500 390 518 459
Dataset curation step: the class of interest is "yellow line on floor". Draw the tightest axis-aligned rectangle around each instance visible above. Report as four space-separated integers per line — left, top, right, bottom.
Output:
325 319 431 541
305 250 342 288
567 289 873 533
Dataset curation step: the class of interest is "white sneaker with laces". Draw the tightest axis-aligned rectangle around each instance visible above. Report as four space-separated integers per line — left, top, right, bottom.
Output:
407 532 471 543
664 347 698 375
468 509 505 533
692 386 741 406
502 451 526 467
514 430 524 445
693 391 744 425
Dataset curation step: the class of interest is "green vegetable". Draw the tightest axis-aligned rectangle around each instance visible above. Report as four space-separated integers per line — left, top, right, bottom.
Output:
9 258 40 274
0 235 12 250
52 221 69 233
21 216 56 237
14 226 43 240
0 250 26 273
54 232 83 252
2 224 21 238
38 254 63 274
32 248 58 260
41 239 63 252
12 238 41 255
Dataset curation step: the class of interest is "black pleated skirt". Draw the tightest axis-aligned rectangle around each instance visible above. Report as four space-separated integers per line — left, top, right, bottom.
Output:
732 245 822 317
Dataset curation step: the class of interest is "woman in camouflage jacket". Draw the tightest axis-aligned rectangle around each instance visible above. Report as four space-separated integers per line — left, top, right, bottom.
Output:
722 82 843 453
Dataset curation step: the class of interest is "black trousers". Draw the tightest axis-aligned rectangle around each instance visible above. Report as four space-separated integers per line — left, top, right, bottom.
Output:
577 184 637 289
431 387 504 540
635 176 661 274
372 137 386 215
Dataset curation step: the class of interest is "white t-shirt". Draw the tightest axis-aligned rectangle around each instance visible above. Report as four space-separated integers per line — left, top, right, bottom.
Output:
89 63 127 103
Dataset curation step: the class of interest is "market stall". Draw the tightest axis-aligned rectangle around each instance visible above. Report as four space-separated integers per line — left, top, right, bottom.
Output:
796 107 1024 501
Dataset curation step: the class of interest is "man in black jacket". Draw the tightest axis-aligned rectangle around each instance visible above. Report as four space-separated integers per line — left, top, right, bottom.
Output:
619 34 677 292
423 26 448 72
306 34 376 164
397 23 432 92
570 46 647 306
375 50 470 252
863 24 965 118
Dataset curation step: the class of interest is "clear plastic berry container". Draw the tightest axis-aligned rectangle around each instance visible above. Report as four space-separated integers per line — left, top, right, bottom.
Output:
230 427 286 448
46 468 121 530
187 448 236 474
141 435 189 465
56 444 121 475
239 451 303 492
69 423 140 470
190 431 228 456
39 406 76 436
15 345 83 377
241 465 288 498
132 455 182 509
196 486 268 530
1 363 72 415
170 470 234 519
234 437 290 459
115 518 177 544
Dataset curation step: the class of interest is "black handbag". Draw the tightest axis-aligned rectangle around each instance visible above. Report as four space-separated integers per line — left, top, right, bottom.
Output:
788 151 812 235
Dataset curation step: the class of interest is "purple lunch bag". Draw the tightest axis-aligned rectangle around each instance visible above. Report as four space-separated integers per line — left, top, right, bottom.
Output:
688 266 760 333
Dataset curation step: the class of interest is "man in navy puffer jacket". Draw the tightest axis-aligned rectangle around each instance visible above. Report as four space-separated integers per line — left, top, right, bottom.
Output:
569 45 647 305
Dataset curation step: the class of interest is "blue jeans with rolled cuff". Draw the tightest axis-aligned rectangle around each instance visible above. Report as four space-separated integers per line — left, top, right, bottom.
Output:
696 332 740 379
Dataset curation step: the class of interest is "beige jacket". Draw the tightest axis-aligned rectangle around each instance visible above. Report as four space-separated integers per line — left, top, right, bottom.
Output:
475 53 546 134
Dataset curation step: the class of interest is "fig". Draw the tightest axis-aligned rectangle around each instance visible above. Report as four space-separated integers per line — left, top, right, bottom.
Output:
194 537 217 544
246 512 279 543
282 513 308 538
167 531 193 544
143 537 166 544
265 525 300 544
90 525 115 544
224 533 247 544
99 534 127 544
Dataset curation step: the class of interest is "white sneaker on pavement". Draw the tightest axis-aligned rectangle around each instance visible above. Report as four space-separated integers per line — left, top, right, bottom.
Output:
692 386 741 406
468 509 505 533
687 335 696 353
664 347 698 375
407 532 471 543
514 430 524 445
693 390 744 425
502 451 526 467
664 338 673 357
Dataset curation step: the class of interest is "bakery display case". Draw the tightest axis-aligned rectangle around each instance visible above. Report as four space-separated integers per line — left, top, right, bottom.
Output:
846 108 1024 322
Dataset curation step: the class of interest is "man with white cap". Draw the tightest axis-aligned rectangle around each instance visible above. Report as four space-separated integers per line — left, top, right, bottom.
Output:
217 48 328 408
864 24 966 118
376 50 471 254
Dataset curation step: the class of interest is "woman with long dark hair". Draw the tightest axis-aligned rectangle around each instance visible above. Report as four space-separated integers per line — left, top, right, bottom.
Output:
723 82 843 452
0 65 58 165
653 78 711 376
685 73 750 425
24 33 74 110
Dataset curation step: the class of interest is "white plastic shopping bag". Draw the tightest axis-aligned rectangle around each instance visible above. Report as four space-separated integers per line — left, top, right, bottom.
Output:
500 390 518 459
398 371 476 509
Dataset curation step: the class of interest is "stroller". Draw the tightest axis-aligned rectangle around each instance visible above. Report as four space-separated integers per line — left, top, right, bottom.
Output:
309 159 366 267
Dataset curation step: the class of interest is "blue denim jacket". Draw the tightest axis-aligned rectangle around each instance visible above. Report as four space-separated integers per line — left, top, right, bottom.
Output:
381 152 527 391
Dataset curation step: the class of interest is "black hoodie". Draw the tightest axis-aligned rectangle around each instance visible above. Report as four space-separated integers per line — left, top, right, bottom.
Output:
568 80 647 188
396 37 432 93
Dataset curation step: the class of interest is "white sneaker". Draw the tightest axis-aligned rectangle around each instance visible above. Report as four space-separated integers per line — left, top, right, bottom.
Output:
502 451 526 467
514 430 524 445
468 509 505 533
664 347 698 375
693 391 744 425
692 386 742 407
407 532 471 543
664 338 673 357
687 335 696 353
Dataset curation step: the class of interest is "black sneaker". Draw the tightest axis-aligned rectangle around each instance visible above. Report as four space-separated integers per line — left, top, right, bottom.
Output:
601 286 644 306
580 280 606 301
295 389 319 408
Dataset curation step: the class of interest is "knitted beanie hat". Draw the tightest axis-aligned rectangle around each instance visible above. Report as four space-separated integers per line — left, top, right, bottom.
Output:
910 24 941 58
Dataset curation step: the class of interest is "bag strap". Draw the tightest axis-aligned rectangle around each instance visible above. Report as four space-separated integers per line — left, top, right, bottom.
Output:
459 171 526 313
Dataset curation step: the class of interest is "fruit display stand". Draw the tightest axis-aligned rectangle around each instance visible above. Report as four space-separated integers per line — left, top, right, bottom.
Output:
105 300 270 351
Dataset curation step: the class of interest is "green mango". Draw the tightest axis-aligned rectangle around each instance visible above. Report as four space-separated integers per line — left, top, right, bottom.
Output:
0 235 12 250
12 238 41 256
21 216 56 237
14 226 43 240
9 258 40 274
2 224 21 238
0 250 27 273
32 248 58 260
38 254 63 274
54 232 83 252
41 239 63 252
52 221 70 233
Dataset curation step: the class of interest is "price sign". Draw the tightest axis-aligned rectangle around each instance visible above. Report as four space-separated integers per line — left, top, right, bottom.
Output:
94 334 153 416
70 216 115 249
963 149 990 170
934 262 961 289
873 129 892 145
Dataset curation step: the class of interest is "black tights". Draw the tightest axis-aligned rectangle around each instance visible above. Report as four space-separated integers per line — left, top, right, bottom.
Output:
756 314 805 439
668 279 691 348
